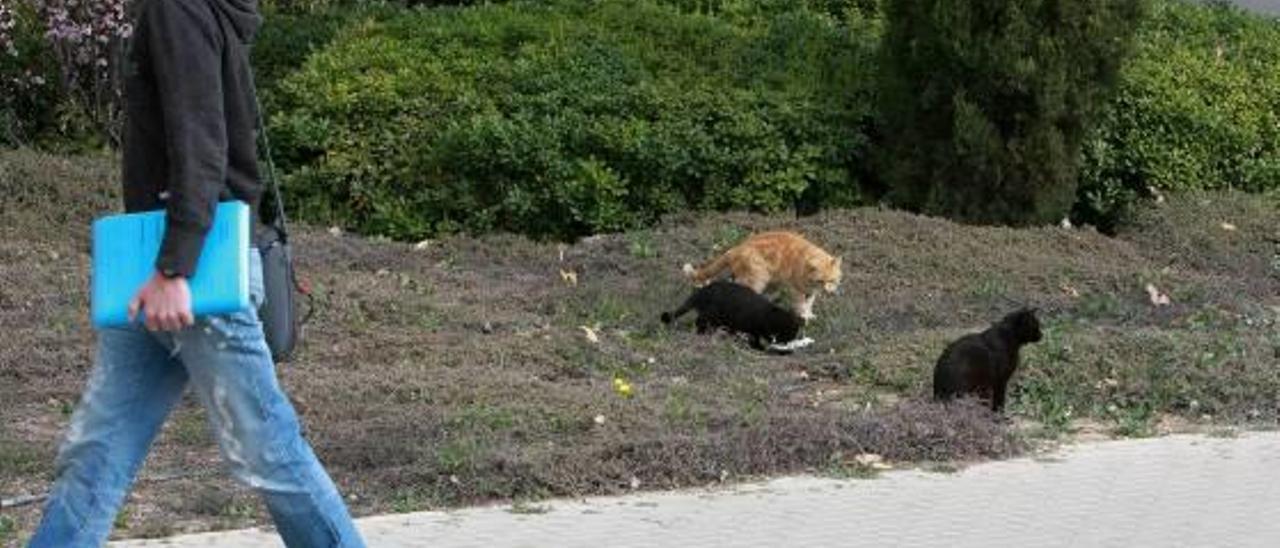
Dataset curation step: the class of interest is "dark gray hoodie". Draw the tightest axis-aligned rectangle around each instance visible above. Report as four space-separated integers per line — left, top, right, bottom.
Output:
122 0 263 278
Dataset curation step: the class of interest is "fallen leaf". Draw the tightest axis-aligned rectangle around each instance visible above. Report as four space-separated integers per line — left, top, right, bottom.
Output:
557 244 567 263
414 239 434 250
1148 185 1165 204
560 269 578 286
580 325 600 343
854 453 892 470
1145 283 1171 306
328 226 342 236
1061 284 1080 298
593 414 607 425
1221 222 1237 232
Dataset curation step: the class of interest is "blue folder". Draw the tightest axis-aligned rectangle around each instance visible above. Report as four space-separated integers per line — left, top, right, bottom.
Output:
91 201 251 328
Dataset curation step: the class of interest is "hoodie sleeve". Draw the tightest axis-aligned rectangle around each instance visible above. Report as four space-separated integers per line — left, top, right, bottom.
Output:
147 0 227 278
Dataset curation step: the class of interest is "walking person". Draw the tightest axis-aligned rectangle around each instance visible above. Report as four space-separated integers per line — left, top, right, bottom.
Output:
28 1 365 546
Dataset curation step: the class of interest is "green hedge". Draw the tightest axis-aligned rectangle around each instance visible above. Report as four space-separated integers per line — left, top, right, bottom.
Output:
1076 0 1280 231
270 0 876 240
8 0 1278 238
253 3 403 99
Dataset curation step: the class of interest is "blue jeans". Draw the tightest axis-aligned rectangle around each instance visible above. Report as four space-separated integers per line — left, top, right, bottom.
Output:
30 252 365 548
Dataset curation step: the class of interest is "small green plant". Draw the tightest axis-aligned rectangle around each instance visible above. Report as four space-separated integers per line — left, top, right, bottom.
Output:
1074 292 1126 322
172 411 211 447
435 437 488 476
391 489 430 514
591 296 634 326
1109 403 1157 438
923 461 961 475
627 231 658 259
1208 427 1239 439
447 405 519 433
0 439 45 477
663 386 709 431
508 499 551 515
712 225 748 251
133 520 177 539
968 277 1008 301
731 376 770 427
222 500 257 520
823 452 888 479
113 508 131 530
0 515 17 543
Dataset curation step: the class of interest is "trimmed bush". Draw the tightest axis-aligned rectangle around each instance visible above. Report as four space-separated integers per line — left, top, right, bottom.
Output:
252 2 403 100
1076 0 1280 232
270 0 876 240
657 0 876 23
878 0 1147 227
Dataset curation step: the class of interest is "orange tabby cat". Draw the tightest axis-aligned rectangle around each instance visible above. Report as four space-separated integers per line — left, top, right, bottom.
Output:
682 231 842 321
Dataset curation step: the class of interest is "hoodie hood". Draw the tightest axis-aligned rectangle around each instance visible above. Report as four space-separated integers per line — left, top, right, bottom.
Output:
209 0 261 43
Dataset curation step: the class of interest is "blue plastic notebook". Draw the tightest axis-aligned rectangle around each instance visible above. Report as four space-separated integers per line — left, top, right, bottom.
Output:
91 201 251 328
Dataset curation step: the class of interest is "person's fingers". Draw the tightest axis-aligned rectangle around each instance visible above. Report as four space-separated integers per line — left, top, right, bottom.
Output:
144 308 160 332
128 296 141 322
179 309 195 329
155 312 171 332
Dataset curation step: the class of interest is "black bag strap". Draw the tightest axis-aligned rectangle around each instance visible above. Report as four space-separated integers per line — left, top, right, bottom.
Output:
249 73 288 238
247 60 316 325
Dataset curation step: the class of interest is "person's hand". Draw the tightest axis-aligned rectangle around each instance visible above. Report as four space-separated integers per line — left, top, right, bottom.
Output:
128 272 194 331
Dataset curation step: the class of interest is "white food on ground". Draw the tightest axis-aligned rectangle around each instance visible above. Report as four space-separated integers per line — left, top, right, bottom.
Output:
768 337 814 352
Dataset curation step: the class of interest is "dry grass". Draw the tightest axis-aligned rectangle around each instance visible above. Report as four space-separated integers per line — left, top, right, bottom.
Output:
1 149 1277 542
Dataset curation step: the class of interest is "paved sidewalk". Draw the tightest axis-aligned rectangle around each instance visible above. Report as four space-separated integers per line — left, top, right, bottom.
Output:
115 432 1280 548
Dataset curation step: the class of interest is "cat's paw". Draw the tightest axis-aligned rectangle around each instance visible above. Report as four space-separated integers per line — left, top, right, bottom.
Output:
682 263 696 277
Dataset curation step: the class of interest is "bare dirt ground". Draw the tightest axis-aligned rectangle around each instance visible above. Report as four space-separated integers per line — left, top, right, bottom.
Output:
2 149 1277 543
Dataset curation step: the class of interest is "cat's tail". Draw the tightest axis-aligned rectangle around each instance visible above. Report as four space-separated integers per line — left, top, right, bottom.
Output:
661 297 697 325
683 253 731 286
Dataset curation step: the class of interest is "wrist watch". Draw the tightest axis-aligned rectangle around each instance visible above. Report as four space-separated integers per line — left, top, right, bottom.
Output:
160 268 183 280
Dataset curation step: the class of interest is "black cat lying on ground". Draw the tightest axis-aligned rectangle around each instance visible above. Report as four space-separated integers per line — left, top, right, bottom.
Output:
661 281 803 351
933 307 1043 412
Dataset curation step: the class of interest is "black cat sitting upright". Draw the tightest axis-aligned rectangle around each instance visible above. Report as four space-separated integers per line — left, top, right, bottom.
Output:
933 307 1043 412
661 281 802 350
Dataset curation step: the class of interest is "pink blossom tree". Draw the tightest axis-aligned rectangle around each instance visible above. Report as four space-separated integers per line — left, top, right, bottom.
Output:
1 0 132 146
38 0 133 145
